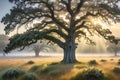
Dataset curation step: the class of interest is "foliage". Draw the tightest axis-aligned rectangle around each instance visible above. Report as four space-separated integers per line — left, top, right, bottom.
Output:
106 41 120 56
18 73 38 80
2 0 120 63
0 34 9 55
29 65 39 72
41 65 64 76
40 65 55 74
47 69 63 76
117 60 120 65
29 63 64 76
2 68 25 80
75 66 87 69
110 59 114 61
26 60 35 65
88 60 98 66
100 59 107 62
28 41 55 57
112 67 120 74
49 62 59 65
71 68 106 80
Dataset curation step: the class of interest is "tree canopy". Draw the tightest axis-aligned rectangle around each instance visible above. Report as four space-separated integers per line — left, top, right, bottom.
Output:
0 34 9 55
27 41 55 57
1 0 120 63
106 41 120 56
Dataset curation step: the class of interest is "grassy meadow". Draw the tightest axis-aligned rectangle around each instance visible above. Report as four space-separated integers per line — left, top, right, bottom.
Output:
0 56 120 80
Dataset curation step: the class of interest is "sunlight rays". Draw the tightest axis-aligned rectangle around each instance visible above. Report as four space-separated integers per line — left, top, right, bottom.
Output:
89 17 109 29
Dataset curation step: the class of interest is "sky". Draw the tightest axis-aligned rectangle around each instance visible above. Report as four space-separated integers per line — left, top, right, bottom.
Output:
0 0 14 34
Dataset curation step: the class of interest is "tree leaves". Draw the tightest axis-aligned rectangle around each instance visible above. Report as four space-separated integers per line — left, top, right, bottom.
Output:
2 0 120 52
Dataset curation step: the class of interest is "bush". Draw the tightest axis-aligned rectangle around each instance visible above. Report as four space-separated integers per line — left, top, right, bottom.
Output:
48 69 63 76
110 59 114 61
49 62 59 65
2 68 25 80
112 67 120 74
29 65 39 72
88 60 98 66
41 66 55 74
26 60 35 65
117 61 120 65
72 68 105 80
34 64 64 76
100 59 107 62
19 73 38 80
75 66 87 69
118 59 120 61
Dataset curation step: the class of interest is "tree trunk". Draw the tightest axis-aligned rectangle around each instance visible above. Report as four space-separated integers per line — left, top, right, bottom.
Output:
114 52 117 56
3 53 6 56
61 41 77 63
35 51 40 57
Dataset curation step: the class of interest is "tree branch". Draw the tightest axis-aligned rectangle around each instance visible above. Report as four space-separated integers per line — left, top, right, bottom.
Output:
75 0 85 15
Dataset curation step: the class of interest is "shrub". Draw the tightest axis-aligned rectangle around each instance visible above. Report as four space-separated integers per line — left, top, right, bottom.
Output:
112 67 120 74
2 68 25 80
48 69 63 76
100 59 107 62
110 59 114 61
88 60 98 66
118 59 120 61
35 64 63 76
26 60 35 65
19 73 38 80
75 66 87 69
49 62 59 65
41 66 55 74
72 68 105 80
29 65 39 72
117 61 120 65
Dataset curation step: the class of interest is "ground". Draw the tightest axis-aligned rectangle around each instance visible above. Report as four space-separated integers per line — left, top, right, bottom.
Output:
0 56 120 80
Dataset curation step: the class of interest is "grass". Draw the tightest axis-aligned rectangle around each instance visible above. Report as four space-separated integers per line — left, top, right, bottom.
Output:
112 67 120 74
71 68 106 80
88 60 98 66
100 59 107 62
26 60 35 65
0 57 120 80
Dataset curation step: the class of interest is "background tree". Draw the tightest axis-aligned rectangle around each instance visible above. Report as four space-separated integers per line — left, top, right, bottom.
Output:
29 41 54 57
106 41 120 56
0 34 9 56
1 0 120 63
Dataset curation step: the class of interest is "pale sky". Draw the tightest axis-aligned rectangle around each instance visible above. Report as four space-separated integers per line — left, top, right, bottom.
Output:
0 0 14 34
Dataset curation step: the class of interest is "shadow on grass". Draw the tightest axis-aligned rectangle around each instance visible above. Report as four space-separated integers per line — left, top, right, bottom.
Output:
28 61 84 80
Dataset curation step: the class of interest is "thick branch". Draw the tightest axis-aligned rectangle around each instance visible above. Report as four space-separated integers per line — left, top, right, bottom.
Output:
44 35 64 48
61 0 73 15
75 0 85 15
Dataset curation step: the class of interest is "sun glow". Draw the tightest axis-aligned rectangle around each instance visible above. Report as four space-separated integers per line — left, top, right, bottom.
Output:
90 17 109 29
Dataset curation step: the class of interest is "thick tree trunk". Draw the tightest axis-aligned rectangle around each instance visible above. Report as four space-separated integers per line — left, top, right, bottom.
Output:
61 41 77 63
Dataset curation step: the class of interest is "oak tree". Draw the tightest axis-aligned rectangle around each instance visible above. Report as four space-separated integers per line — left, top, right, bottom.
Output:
106 41 120 56
29 41 53 57
0 34 9 56
1 0 120 63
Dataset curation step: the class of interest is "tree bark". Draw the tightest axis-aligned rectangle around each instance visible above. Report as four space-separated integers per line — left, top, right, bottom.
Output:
61 41 77 63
